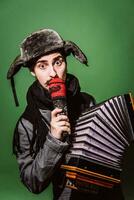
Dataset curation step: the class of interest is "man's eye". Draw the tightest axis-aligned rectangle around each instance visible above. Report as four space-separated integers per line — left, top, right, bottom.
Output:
38 64 47 69
55 59 63 66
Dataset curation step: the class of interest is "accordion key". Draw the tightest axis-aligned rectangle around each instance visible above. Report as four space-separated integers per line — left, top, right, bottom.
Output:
61 93 134 191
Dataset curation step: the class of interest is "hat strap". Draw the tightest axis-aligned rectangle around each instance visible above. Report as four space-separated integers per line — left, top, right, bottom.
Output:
11 77 19 106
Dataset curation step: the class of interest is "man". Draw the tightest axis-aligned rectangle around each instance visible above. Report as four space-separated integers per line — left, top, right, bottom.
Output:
7 28 124 200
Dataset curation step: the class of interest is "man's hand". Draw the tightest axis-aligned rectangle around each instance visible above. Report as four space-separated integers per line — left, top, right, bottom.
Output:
50 108 71 140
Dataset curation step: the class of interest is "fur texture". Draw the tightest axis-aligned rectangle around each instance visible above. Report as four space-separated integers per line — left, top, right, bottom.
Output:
7 29 88 79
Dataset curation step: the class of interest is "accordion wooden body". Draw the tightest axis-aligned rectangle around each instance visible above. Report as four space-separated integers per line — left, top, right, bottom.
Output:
61 93 134 192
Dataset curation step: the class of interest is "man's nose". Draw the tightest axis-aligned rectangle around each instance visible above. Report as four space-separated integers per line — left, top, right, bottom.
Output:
49 65 57 77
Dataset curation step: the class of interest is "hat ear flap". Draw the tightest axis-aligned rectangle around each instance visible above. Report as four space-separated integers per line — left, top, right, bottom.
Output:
7 55 23 79
64 41 88 66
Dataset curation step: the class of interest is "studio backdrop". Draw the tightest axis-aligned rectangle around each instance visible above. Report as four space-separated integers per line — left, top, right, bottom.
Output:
0 0 134 200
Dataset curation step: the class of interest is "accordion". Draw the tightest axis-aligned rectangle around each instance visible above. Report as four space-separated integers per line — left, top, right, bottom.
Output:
61 93 134 192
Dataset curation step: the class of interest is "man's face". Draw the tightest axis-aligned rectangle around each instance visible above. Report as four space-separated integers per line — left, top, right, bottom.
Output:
32 52 67 90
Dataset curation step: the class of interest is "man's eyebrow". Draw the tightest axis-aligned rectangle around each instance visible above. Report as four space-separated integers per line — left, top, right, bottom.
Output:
55 55 63 59
53 55 64 62
36 55 63 64
36 60 48 64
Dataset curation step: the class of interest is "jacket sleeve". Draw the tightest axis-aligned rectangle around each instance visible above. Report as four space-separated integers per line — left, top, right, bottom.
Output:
16 118 69 194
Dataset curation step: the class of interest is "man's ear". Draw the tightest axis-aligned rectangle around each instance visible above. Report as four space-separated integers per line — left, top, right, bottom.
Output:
30 71 36 76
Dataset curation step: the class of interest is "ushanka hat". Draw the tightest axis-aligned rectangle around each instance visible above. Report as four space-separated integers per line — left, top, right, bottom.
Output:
7 28 88 106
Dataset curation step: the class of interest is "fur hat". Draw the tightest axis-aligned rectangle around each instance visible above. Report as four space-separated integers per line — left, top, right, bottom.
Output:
7 28 88 79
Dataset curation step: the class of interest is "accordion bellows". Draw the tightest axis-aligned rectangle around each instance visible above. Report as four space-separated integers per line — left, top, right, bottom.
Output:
61 94 134 191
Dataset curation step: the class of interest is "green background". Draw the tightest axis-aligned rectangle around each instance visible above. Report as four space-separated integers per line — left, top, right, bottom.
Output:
0 0 134 199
